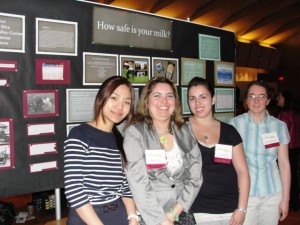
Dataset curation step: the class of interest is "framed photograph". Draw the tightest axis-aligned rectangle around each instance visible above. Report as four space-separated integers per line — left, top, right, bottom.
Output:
36 18 78 56
0 13 25 53
83 52 118 85
23 90 59 118
0 118 15 170
27 122 55 136
214 61 235 86
199 34 220 61
152 57 179 85
120 55 150 85
180 87 191 115
66 89 98 123
36 59 70 84
214 112 234 123
181 58 206 85
214 88 235 112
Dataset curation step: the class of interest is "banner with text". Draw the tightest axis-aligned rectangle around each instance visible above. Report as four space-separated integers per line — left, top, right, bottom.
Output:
93 6 172 51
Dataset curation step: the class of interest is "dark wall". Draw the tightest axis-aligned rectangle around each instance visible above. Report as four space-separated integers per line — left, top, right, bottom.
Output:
0 0 235 197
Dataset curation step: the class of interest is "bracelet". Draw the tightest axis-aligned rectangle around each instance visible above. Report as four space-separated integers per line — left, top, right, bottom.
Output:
237 207 247 213
169 208 179 222
127 214 139 222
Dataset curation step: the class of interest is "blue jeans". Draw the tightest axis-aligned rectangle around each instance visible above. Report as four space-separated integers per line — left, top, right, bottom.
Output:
67 198 127 225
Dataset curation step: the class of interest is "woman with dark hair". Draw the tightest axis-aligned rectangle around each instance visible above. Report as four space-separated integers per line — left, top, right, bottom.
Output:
277 90 300 211
124 77 202 225
229 80 291 225
187 77 249 225
64 76 138 225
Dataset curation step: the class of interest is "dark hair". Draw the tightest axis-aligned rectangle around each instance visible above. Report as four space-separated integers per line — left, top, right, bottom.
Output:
280 90 295 111
187 77 214 97
94 75 134 164
134 77 184 129
245 80 272 99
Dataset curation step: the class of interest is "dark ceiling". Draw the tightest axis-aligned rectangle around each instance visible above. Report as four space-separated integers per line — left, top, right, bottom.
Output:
89 0 300 49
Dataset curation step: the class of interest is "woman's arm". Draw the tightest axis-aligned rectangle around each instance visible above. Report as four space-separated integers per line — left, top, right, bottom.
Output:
122 197 138 225
278 143 291 221
231 143 250 225
75 203 104 225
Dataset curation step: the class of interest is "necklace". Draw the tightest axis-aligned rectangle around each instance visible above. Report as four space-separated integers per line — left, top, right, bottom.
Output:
203 135 208 142
157 130 170 144
159 135 168 144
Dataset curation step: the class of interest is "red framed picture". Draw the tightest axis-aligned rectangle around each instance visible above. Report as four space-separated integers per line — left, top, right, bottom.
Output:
36 59 70 84
0 118 14 170
23 90 59 118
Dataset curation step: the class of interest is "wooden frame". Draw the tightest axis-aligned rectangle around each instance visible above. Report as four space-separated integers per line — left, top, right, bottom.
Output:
214 61 235 86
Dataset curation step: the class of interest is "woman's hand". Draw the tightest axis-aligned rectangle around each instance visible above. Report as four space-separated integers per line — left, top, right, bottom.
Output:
128 217 139 225
160 218 174 225
229 209 245 225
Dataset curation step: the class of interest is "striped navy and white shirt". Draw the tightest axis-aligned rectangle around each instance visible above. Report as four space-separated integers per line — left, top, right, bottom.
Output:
64 123 132 209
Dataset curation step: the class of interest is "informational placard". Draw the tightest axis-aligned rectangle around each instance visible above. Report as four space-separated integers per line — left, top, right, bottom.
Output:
36 18 77 55
199 34 221 60
180 87 191 115
0 12 25 53
214 88 235 112
181 58 206 85
66 89 98 122
93 6 172 50
83 52 118 85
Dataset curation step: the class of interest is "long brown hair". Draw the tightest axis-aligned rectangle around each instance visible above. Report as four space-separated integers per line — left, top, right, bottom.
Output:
134 77 184 130
94 75 134 164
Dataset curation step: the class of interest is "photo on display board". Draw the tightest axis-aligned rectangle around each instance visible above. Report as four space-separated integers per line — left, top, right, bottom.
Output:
120 55 150 86
214 61 235 86
23 90 59 118
0 118 14 170
152 57 179 85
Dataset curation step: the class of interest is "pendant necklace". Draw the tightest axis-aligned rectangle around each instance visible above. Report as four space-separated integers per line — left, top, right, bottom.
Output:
158 130 170 144
159 133 169 144
203 135 208 143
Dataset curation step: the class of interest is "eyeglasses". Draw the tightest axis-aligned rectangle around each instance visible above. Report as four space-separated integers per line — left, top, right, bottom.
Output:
246 94 268 101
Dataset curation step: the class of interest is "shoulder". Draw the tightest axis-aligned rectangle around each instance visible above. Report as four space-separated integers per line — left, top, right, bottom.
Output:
229 113 247 125
124 122 144 137
67 123 88 139
221 121 238 132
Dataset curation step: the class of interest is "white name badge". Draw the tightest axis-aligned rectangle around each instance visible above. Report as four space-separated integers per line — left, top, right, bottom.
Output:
214 144 233 164
145 149 167 169
261 132 280 148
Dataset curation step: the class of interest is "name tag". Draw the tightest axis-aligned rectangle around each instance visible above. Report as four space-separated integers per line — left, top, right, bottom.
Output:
261 132 280 148
145 149 167 169
214 144 233 164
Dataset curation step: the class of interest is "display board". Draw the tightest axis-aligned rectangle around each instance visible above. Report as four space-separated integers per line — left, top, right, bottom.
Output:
0 0 235 197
